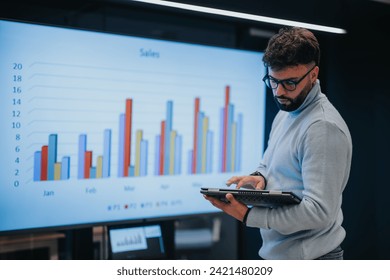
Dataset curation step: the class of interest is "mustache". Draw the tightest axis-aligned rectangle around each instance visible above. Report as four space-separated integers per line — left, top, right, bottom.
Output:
275 96 293 102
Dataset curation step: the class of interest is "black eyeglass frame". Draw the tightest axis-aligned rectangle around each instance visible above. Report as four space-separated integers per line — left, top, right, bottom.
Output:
262 65 317 91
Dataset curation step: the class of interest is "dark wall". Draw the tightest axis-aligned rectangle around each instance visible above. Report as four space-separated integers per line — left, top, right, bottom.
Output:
240 0 390 260
323 1 390 259
1 0 389 260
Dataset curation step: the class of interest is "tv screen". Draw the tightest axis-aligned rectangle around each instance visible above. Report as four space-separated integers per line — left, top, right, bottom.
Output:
0 19 266 234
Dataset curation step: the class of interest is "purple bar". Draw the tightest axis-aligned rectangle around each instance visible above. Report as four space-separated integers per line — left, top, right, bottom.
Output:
103 129 111 178
155 136 160 175
118 114 125 177
226 104 234 172
235 114 243 172
219 108 224 172
174 135 182 175
34 151 41 181
140 140 148 176
197 112 203 173
206 131 213 173
187 150 193 174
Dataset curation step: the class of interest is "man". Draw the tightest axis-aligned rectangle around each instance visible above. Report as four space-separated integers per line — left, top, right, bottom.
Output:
204 27 352 260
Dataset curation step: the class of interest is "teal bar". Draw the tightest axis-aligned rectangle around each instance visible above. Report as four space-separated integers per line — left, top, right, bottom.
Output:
164 101 173 175
61 156 70 180
90 167 96 179
48 134 58 180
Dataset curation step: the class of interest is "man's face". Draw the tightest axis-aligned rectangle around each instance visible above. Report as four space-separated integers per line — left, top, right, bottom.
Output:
268 64 318 112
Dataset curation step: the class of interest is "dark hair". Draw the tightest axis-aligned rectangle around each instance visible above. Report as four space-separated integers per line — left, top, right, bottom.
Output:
262 27 320 70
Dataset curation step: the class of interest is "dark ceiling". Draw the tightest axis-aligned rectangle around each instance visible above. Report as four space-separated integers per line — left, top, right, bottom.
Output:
1 0 388 32
108 0 389 32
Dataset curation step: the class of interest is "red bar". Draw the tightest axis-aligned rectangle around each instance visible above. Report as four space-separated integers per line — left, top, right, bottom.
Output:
222 86 230 172
124 99 133 177
40 145 48 180
159 121 165 175
84 151 92 179
192 98 200 174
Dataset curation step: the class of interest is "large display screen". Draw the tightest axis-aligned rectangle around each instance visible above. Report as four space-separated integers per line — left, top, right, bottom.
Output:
0 19 266 233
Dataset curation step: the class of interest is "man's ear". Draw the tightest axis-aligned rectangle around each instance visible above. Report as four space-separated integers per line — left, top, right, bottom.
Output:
311 65 319 81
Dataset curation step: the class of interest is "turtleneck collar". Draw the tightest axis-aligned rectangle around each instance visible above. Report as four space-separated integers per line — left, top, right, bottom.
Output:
288 79 322 116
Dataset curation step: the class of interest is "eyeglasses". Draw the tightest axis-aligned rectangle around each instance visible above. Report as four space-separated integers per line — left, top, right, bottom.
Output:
262 65 316 91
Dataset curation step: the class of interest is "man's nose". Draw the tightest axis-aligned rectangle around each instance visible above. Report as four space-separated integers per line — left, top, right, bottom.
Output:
274 84 286 97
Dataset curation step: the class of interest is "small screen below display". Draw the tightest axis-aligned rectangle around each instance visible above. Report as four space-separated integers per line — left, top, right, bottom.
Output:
109 224 166 259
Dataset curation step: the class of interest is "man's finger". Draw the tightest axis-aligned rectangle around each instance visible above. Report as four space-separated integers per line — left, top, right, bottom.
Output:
225 193 240 205
203 195 228 210
236 177 256 189
255 180 265 190
226 176 242 186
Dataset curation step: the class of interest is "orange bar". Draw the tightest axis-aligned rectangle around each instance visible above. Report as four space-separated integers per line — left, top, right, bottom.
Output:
124 99 133 177
193 98 200 174
159 121 165 175
41 145 48 180
222 86 230 172
84 151 92 179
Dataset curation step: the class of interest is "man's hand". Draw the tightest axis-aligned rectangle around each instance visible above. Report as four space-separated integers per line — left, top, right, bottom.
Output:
226 175 266 190
203 193 248 222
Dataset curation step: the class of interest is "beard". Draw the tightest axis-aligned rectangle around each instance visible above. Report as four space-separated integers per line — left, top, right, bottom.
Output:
273 81 313 112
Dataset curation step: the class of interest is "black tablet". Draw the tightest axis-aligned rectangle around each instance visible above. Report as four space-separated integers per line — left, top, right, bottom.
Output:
201 187 301 208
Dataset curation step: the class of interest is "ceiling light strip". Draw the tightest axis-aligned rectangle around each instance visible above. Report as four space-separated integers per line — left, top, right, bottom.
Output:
130 0 347 34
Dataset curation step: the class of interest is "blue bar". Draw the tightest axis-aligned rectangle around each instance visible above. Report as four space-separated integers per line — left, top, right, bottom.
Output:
118 114 125 177
61 156 70 180
90 167 96 179
235 114 243 172
174 135 182 175
144 140 148 176
155 136 160 175
206 131 213 173
140 140 148 176
226 104 234 172
103 129 111 178
164 101 173 175
187 150 193 174
34 151 41 181
219 108 224 172
48 134 58 180
129 166 135 177
78 134 87 179
197 112 204 173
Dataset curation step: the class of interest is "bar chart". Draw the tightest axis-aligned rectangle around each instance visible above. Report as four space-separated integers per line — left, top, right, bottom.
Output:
77 129 111 179
155 101 182 176
220 85 243 173
33 134 71 181
32 86 245 180
188 97 214 174
23 56 263 184
118 99 148 177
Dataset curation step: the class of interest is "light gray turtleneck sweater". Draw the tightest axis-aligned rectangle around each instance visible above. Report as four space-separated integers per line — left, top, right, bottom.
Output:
246 80 352 260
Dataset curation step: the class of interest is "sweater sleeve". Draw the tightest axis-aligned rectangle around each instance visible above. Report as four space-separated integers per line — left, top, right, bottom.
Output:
246 120 351 234
253 111 283 178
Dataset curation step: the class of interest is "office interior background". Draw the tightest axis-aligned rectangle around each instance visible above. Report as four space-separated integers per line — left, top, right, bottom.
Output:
0 0 389 260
